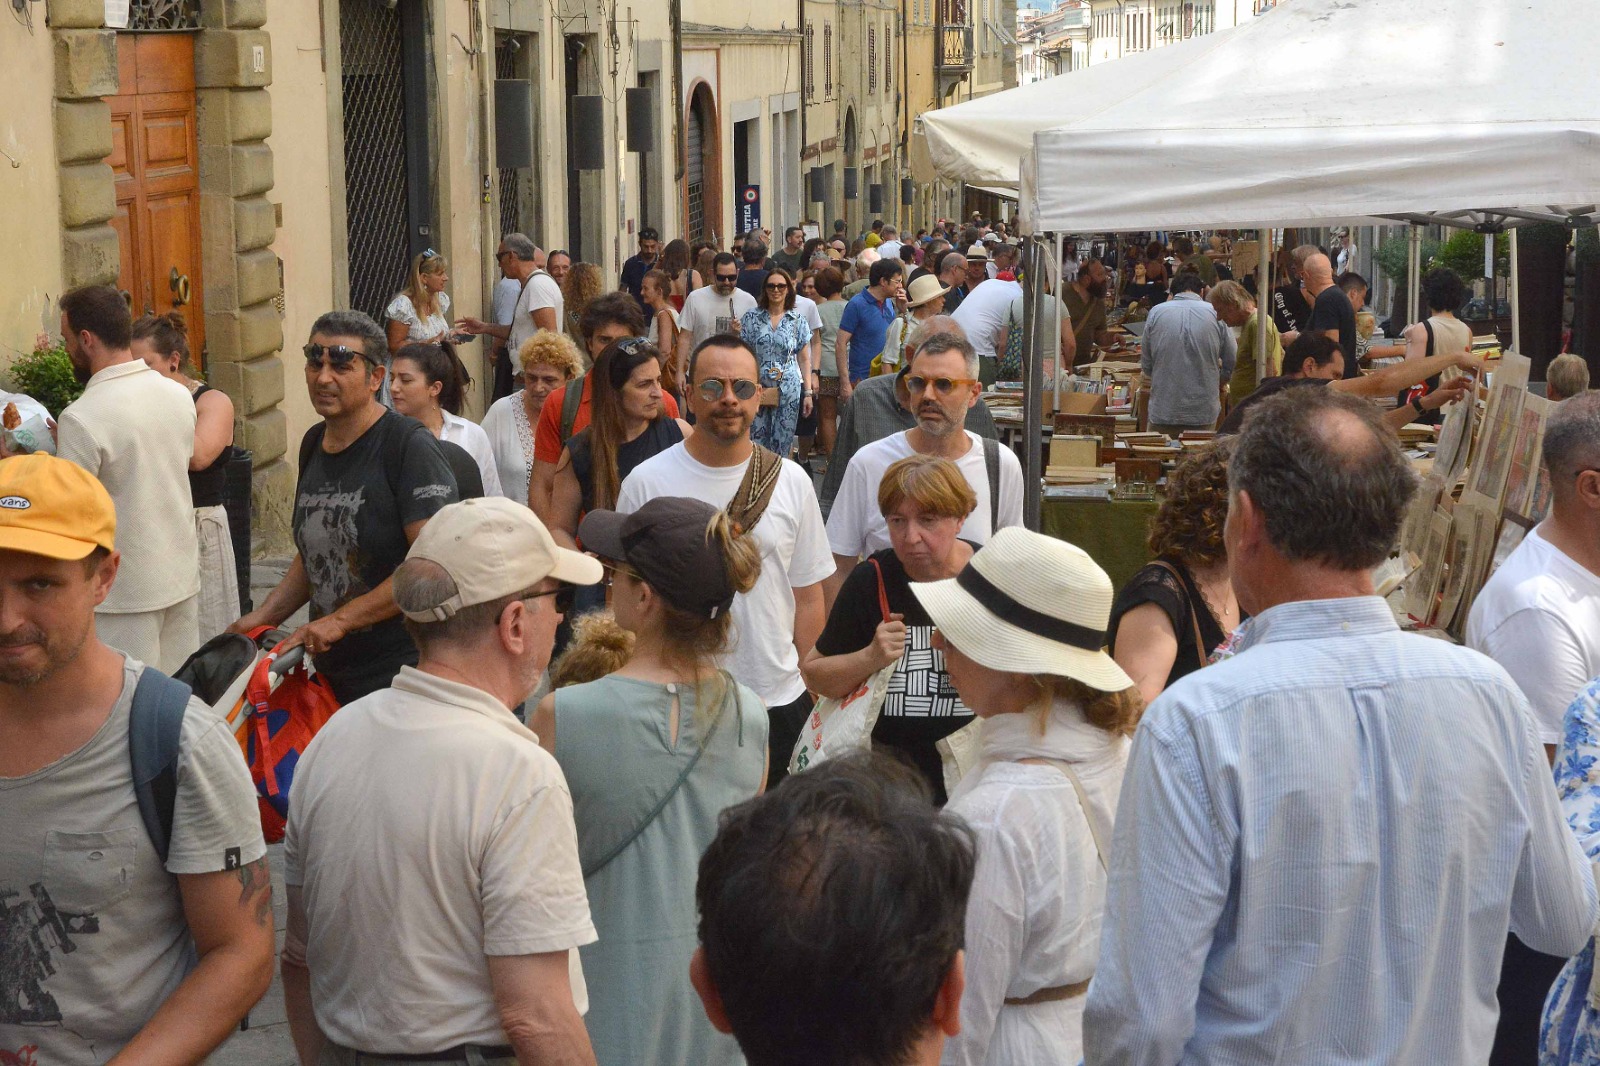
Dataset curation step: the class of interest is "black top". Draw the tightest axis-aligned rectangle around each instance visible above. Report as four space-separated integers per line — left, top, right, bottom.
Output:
1307 285 1359 377
187 383 234 508
294 410 459 703
1270 283 1311 335
814 546 978 805
620 254 654 303
567 417 684 514
1108 556 1233 693
1399 319 1446 426
436 439 484 499
941 285 966 315
1121 281 1168 307
1217 375 1329 435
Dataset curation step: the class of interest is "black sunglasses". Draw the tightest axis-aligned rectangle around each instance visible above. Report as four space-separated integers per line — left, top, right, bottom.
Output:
714 273 740 283
696 377 760 403
523 584 576 614
303 342 367 370
765 282 789 291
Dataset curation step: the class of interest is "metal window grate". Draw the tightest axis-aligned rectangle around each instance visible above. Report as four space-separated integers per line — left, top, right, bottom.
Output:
686 95 707 241
495 40 523 238
127 0 201 30
340 0 411 323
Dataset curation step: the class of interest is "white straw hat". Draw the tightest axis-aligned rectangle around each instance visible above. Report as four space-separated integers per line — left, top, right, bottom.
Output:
906 274 951 309
912 527 1133 691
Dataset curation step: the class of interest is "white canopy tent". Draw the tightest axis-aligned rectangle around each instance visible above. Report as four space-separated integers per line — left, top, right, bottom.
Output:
922 0 1600 234
919 0 1600 529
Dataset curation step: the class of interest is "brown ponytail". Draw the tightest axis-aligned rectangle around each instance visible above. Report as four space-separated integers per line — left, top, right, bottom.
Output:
130 312 191 370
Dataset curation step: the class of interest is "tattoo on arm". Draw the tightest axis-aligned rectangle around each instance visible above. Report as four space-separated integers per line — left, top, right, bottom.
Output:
235 857 273 928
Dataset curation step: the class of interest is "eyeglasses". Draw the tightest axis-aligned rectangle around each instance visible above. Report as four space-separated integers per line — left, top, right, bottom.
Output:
303 342 367 370
905 375 979 395
696 377 760 403
602 561 641 588
714 273 740 283
522 584 576 615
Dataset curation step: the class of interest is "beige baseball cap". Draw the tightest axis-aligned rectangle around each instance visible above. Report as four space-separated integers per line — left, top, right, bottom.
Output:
401 497 602 622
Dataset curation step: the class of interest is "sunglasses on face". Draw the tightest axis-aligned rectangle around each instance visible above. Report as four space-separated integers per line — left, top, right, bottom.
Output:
765 282 789 291
523 584 576 614
303 342 367 371
696 377 760 403
602 561 641 588
906 375 979 395
715 273 739 283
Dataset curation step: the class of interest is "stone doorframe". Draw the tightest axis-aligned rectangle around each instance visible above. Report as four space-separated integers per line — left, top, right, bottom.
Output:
48 0 290 552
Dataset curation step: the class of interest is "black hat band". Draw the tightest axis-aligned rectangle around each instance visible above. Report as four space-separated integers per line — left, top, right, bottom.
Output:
954 565 1106 652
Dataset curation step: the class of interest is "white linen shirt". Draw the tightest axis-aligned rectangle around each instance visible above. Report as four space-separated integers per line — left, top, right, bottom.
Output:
941 702 1128 1066
385 292 452 343
57 359 199 612
284 667 596 1056
440 411 503 498
480 392 535 502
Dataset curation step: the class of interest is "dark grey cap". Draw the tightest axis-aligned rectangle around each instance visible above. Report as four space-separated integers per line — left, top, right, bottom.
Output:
578 497 737 620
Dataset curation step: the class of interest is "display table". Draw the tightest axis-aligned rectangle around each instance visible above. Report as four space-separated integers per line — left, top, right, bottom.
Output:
1040 493 1160 594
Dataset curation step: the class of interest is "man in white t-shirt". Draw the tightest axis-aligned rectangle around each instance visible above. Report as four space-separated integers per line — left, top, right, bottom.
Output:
618 335 834 786
283 497 603 1065
793 287 825 399
455 238 560 360
54 285 200 673
678 253 757 381
824 333 1023 609
949 271 1022 385
1469 390 1600 754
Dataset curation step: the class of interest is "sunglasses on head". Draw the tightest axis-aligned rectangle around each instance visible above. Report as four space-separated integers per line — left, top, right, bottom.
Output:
303 342 367 370
612 336 653 357
696 377 760 403
905 375 979 395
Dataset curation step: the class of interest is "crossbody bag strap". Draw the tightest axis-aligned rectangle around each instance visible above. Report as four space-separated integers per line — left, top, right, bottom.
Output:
1150 559 1208 666
1020 757 1108 871
726 445 783 533
581 673 735 880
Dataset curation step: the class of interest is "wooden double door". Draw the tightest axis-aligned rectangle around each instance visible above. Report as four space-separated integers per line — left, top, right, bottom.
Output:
109 33 205 359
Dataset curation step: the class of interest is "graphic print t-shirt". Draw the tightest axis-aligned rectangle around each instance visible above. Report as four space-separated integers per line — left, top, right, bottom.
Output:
0 657 266 1065
814 547 976 803
295 410 458 701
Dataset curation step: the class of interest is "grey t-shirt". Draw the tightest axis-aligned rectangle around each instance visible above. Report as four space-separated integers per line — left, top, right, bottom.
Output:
0 657 266 1064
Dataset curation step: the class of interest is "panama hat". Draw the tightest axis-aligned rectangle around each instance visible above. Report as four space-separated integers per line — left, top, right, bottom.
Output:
964 243 990 262
905 274 951 309
912 527 1133 691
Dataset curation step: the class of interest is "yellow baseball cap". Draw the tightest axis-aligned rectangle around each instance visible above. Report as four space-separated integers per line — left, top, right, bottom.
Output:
0 454 116 560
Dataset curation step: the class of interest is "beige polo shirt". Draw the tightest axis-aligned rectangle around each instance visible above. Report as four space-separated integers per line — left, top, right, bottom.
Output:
57 359 199 612
284 667 596 1055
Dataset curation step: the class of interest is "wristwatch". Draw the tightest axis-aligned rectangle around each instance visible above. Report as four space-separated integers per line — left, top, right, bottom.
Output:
1410 397 1426 417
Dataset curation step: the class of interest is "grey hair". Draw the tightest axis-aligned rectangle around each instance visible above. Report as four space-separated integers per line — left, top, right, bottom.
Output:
502 233 537 261
1543 390 1600 500
1547 354 1591 403
394 558 522 648
1208 280 1254 314
310 310 389 366
1229 386 1417 571
911 330 979 378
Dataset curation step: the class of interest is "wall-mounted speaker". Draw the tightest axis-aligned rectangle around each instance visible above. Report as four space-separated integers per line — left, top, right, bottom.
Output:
569 96 605 171
494 80 535 169
843 167 858 200
625 87 654 152
809 166 827 204
868 183 884 213
902 177 915 207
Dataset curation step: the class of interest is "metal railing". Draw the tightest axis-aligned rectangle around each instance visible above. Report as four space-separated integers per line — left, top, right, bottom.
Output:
939 24 974 70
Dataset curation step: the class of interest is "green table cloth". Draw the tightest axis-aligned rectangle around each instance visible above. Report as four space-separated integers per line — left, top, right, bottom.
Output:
1040 495 1160 595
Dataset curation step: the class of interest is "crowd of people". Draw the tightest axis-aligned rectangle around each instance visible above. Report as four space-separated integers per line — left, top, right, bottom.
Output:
6 212 1600 1066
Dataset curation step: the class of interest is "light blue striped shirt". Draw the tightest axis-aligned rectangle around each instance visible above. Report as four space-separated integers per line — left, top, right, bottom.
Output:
1084 596 1596 1066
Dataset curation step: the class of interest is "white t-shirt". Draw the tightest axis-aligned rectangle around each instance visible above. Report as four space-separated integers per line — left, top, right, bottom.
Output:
826 430 1025 560
1466 525 1600 745
0 656 266 1065
679 286 757 354
951 279 1023 362
440 411 504 498
57 360 199 612
617 444 835 705
491 276 522 328
877 239 904 263
285 667 596 1055
793 293 824 334
508 271 564 355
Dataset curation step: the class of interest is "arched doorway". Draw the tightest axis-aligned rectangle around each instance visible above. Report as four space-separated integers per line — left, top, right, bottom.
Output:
684 83 722 243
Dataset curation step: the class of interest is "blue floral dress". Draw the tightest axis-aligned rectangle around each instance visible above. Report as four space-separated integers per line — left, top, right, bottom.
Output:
1541 677 1600 1064
741 306 812 458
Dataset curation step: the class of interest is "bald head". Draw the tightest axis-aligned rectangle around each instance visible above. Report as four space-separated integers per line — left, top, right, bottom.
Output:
1301 253 1334 290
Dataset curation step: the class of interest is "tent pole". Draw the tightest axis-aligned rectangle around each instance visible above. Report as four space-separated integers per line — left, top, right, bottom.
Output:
1407 224 1422 328
1257 225 1271 382
1508 227 1521 354
1055 231 1066 413
1022 236 1042 532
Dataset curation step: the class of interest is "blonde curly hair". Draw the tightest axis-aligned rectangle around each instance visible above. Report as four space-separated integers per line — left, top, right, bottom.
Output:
517 329 583 381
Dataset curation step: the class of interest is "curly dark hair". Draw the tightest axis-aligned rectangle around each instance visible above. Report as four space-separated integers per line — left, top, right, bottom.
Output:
1147 438 1234 568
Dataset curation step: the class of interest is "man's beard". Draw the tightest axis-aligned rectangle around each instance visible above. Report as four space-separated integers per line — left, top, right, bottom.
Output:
1087 280 1108 299
706 408 752 442
916 405 959 438
69 350 92 384
0 620 89 687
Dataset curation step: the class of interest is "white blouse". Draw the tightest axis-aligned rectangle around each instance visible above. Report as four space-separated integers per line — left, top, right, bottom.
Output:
386 291 452 343
439 410 502 498
480 392 535 503
940 701 1129 1066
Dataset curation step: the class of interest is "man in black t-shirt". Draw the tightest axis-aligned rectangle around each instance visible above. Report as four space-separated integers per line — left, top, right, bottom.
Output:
233 311 458 703
1301 252 1359 378
1270 243 1319 339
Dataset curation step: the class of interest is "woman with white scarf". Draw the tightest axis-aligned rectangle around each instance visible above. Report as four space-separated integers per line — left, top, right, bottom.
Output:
914 527 1142 1066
